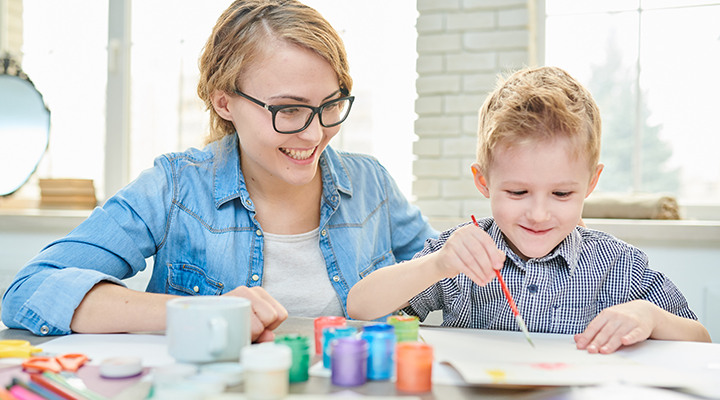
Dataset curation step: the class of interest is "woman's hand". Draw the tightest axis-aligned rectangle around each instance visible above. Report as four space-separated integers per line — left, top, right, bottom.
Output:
223 286 288 342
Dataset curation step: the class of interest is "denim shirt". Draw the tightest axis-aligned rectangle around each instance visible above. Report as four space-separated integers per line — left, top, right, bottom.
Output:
2 133 438 336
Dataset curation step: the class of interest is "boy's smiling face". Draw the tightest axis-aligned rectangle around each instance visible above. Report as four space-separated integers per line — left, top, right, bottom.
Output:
473 137 603 261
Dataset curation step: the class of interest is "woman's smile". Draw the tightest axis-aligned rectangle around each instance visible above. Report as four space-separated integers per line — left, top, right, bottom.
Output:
279 146 317 161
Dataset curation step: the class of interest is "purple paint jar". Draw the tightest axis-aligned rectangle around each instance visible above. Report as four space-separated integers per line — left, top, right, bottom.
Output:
330 337 368 387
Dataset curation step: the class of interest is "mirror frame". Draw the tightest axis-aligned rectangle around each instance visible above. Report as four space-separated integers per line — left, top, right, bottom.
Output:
0 53 51 196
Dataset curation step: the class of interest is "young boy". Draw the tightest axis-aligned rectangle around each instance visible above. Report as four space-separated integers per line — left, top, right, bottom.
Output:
347 66 710 354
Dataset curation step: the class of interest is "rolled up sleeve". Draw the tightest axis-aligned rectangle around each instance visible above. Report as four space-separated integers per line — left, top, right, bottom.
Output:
2 156 174 335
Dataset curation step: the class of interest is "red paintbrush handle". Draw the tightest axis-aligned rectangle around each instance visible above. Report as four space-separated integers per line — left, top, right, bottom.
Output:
470 215 520 317
494 269 519 316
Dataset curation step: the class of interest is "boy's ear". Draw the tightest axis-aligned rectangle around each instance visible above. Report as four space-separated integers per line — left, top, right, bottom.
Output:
471 163 490 199
585 163 604 198
210 90 233 121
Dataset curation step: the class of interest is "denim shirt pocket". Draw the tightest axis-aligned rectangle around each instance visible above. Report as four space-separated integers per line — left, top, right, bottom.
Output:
359 250 397 279
167 263 224 296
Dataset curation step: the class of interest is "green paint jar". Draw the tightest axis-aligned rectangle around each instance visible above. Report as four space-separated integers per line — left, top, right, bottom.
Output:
275 334 310 383
387 315 419 342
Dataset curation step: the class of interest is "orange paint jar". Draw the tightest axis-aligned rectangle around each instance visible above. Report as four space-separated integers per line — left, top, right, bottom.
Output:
395 342 433 393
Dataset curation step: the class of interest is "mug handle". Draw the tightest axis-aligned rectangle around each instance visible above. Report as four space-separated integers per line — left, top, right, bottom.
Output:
208 317 228 357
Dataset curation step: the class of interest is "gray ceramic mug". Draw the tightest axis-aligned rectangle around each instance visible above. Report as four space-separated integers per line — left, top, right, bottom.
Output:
166 296 252 363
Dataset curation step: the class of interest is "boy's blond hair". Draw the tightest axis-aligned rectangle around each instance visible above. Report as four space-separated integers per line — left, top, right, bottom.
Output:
476 66 601 175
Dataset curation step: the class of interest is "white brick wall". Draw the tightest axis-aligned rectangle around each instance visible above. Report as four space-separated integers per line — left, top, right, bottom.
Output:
413 0 540 219
0 0 24 58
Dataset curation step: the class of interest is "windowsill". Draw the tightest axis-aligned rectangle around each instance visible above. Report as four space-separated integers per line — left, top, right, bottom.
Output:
0 199 93 232
1 205 719 245
428 217 720 246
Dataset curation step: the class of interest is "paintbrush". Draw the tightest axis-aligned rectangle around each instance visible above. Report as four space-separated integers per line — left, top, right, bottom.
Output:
471 215 535 348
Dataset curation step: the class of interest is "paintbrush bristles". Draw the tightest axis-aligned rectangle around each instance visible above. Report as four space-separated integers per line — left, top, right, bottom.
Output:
515 315 535 348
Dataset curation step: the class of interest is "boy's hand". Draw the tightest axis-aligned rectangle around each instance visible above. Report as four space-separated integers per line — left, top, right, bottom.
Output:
434 224 506 286
574 300 658 354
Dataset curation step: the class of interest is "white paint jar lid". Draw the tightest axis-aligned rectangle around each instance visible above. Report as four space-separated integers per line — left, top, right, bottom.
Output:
241 343 292 371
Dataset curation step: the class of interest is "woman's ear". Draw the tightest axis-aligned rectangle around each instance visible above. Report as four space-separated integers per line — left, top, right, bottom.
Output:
210 90 233 121
471 163 490 199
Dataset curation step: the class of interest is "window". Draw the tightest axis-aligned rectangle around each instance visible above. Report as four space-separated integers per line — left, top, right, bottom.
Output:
19 0 108 198
545 1 720 206
16 1 417 203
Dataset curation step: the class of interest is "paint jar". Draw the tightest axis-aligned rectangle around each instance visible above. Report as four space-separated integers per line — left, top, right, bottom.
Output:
361 323 395 380
330 337 369 387
313 316 346 355
396 342 433 393
241 343 292 400
274 334 310 383
387 315 419 342
322 326 357 369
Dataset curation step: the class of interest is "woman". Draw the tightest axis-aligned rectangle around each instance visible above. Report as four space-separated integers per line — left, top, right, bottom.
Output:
1 0 436 342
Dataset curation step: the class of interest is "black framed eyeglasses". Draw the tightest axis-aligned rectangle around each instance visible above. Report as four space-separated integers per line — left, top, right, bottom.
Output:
233 89 355 134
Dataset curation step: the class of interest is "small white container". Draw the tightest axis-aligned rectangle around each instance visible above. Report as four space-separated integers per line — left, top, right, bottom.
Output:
241 343 292 400
152 363 199 384
199 362 244 387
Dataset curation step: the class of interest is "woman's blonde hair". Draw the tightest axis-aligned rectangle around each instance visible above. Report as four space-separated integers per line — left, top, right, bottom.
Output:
476 66 602 175
197 0 353 145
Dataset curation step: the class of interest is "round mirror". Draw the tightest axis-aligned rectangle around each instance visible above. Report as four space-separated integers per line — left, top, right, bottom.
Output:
0 56 51 196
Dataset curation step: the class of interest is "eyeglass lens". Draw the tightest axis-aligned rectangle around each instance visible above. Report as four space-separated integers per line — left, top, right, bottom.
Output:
275 98 352 133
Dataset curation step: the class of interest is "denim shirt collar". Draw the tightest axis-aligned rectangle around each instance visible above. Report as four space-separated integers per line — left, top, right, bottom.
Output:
212 133 352 211
486 218 581 275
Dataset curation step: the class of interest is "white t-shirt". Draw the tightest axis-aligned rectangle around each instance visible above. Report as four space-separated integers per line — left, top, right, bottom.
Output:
261 228 345 318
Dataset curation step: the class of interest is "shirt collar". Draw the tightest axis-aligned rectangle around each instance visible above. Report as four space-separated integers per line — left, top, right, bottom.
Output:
212 134 352 210
485 218 581 274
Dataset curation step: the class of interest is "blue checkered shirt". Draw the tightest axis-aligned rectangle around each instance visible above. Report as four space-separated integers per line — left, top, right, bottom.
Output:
403 217 697 334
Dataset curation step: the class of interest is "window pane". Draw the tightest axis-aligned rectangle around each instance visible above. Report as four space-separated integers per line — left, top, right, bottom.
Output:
546 12 644 194
546 4 720 204
129 0 227 180
21 0 108 196
640 5 720 203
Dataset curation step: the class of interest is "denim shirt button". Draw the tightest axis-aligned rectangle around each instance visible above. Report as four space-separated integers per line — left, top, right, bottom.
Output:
40 325 49 335
252 274 260 281
245 199 252 206
321 229 327 236
193 285 199 293
255 229 262 237
332 275 340 282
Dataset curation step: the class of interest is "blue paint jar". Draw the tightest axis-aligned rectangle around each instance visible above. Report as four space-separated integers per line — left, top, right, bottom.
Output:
361 323 395 380
322 326 357 369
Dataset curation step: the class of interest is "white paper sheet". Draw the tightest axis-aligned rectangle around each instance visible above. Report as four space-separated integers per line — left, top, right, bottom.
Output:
38 333 176 367
419 327 703 388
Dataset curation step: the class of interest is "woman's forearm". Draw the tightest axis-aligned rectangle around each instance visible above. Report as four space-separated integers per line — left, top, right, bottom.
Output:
70 282 177 333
